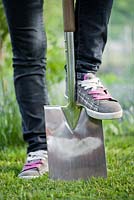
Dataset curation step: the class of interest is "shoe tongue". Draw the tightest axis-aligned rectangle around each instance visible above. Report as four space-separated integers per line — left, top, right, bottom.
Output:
83 73 96 80
77 72 95 81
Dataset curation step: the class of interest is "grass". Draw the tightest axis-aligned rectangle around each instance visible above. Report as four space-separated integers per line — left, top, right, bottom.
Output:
0 135 133 200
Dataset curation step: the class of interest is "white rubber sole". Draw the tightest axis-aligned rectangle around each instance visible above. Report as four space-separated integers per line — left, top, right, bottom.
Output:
18 172 48 179
78 103 123 120
18 169 48 179
18 175 40 179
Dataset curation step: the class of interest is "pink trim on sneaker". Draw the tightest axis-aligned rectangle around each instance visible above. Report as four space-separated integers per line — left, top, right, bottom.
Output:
88 89 113 100
84 74 88 80
22 160 43 172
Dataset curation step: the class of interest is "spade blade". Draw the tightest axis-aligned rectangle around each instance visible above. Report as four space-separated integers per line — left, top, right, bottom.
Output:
45 106 107 180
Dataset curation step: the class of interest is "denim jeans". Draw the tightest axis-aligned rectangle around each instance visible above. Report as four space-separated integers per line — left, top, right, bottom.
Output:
2 0 113 152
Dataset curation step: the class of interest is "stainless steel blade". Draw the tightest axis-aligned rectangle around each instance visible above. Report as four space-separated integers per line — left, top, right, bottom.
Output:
45 106 107 180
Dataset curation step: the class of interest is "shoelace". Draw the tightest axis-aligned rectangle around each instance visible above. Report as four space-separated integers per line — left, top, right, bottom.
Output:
27 150 48 162
23 160 43 171
78 75 113 100
79 77 103 90
22 150 48 171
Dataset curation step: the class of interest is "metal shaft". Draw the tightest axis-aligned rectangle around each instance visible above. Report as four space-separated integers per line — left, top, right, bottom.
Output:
64 32 76 105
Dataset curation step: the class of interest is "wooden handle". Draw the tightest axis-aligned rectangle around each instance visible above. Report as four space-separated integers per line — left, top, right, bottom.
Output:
62 0 75 32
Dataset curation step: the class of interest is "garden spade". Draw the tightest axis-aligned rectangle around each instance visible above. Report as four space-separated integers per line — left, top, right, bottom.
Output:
44 0 107 180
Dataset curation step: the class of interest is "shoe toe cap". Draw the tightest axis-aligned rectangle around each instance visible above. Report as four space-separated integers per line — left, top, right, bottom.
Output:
99 100 122 114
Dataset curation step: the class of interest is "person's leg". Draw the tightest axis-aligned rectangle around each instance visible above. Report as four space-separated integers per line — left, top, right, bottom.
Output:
2 0 49 178
75 0 113 72
74 0 123 119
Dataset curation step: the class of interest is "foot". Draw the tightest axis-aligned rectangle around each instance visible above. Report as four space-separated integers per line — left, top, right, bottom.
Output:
76 72 123 120
18 150 48 179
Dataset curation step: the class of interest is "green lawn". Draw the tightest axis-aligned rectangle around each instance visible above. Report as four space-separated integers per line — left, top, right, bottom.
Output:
0 135 133 200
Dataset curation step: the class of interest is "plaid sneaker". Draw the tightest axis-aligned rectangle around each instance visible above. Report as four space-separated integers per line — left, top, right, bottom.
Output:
76 72 123 120
18 150 48 179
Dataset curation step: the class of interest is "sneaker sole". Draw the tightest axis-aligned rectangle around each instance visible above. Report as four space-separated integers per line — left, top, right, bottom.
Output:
18 175 40 179
77 103 123 120
18 170 48 179
18 172 48 179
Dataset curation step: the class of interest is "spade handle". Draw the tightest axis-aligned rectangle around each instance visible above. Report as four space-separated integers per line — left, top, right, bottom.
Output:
62 0 75 32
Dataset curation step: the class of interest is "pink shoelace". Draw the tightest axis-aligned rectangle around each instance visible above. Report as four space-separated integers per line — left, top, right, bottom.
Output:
23 160 43 171
80 73 114 101
88 88 113 100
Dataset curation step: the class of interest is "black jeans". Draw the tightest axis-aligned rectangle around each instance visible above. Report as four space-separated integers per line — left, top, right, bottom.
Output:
2 0 113 152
